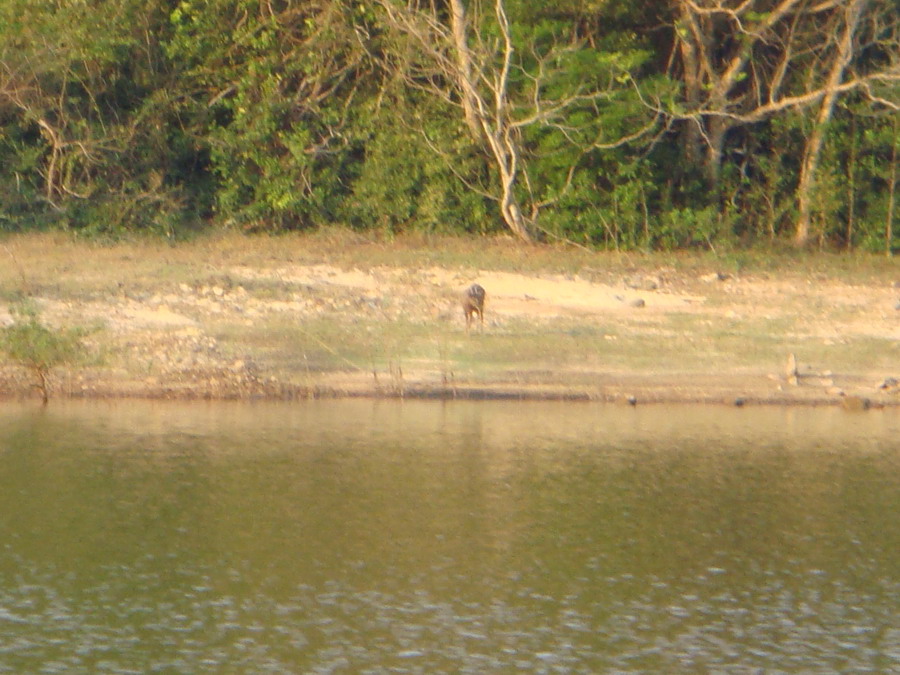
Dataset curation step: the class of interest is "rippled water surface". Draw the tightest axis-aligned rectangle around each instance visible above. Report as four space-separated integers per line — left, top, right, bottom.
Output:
1 399 899 673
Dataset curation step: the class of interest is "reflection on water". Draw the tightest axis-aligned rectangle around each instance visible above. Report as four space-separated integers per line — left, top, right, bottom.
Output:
1 400 899 673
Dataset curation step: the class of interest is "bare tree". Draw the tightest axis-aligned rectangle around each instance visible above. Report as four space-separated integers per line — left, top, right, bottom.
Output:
666 0 899 244
0 1 157 211
378 0 658 242
0 53 111 207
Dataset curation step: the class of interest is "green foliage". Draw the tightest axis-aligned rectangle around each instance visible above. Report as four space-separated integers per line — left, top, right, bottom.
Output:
655 206 724 250
166 0 379 231
0 0 204 236
343 92 492 234
1 300 90 402
0 0 895 249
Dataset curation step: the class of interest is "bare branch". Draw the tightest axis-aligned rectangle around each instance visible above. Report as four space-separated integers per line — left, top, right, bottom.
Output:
377 0 659 241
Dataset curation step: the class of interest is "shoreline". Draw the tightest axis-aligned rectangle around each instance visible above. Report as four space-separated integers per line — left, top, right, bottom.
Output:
2 232 898 410
4 368 897 408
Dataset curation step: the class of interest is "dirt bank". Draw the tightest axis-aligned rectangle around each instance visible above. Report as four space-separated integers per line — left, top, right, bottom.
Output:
1 233 898 407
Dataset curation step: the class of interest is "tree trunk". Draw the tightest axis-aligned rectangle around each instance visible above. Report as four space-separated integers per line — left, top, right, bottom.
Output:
484 127 532 242
448 0 482 141
453 0 532 243
794 0 865 246
704 116 729 189
846 115 857 248
674 4 705 170
795 127 825 246
886 116 898 257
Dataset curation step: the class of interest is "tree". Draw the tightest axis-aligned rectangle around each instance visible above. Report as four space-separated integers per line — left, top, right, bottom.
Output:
794 0 899 245
0 0 197 234
0 0 119 208
166 0 380 230
665 0 899 244
377 0 658 242
1 300 89 404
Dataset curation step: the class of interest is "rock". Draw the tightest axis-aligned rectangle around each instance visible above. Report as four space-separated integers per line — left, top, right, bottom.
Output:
701 272 730 283
627 298 646 308
733 397 746 407
625 276 660 291
841 395 870 411
785 353 799 386
878 377 899 393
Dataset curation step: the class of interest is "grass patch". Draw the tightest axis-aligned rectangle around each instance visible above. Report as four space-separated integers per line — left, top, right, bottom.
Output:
1 299 94 402
4 230 897 301
3 229 896 399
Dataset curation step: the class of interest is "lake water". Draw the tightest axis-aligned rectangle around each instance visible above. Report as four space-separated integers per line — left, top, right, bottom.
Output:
0 399 898 673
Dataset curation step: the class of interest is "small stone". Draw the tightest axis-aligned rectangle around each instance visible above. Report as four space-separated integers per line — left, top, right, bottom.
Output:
785 353 799 386
628 298 646 308
878 377 899 392
841 395 870 411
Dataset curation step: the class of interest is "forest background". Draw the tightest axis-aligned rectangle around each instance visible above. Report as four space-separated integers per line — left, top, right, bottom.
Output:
1 0 897 251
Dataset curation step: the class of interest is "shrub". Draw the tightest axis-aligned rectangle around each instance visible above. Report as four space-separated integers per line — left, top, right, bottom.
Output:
1 300 89 403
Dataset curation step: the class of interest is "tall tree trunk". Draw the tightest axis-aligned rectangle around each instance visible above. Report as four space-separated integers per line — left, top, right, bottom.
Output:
886 116 898 257
455 0 532 243
448 0 482 141
794 0 865 246
674 3 706 171
704 116 730 189
795 125 826 246
483 125 532 242
846 115 857 248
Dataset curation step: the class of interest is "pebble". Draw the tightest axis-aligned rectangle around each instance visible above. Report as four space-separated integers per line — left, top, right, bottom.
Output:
841 395 870 411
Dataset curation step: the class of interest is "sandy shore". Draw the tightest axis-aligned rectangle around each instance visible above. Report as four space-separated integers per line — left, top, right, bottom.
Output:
1 233 899 407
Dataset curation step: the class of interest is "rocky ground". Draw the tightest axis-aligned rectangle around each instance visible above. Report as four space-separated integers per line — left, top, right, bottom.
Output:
1 234 899 406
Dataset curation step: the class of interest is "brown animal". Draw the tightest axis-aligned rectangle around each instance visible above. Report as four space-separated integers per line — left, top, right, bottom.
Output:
462 283 486 332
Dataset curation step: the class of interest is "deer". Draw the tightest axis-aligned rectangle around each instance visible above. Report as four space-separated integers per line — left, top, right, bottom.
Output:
462 283 486 332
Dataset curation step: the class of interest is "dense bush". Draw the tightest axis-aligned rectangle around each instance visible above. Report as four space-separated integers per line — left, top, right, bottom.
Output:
0 0 895 249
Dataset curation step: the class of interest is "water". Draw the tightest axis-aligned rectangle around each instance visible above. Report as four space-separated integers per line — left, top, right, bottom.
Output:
0 400 898 673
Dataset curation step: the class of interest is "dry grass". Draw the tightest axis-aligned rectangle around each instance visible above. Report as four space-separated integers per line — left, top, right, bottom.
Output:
1 230 898 402
3 229 896 291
